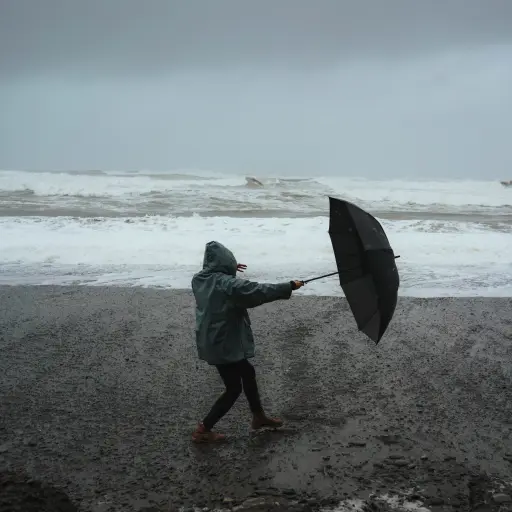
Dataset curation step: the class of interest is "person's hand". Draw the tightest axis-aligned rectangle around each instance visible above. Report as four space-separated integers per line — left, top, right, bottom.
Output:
292 280 304 289
236 263 247 273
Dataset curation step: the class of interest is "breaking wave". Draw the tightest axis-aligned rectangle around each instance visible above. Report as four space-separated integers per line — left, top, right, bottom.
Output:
0 169 510 219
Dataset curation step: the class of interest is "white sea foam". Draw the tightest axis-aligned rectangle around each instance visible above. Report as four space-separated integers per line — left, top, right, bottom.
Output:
0 215 510 296
1 169 510 296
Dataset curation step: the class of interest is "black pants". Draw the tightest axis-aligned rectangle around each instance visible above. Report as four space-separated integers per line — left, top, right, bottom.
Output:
202 359 263 430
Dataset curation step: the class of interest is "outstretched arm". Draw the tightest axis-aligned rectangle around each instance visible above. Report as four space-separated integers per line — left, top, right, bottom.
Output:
219 275 303 309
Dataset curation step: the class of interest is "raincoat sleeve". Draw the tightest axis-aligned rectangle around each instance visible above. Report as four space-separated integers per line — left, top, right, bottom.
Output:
219 276 293 309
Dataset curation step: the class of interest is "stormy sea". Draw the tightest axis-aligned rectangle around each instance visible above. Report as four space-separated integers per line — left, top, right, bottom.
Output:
0 168 510 296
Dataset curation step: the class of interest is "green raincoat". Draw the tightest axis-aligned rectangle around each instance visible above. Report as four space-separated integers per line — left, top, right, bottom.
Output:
191 241 294 365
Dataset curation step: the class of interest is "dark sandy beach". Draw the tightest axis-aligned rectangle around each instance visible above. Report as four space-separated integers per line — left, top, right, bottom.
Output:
0 286 511 512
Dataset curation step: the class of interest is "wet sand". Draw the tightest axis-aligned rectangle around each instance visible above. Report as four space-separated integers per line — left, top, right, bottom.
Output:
0 286 511 512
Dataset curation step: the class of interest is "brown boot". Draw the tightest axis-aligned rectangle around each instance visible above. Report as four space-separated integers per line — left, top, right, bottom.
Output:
252 413 283 430
191 423 226 443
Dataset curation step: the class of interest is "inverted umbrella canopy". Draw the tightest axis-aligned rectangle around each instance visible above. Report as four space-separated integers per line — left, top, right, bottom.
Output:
318 197 399 344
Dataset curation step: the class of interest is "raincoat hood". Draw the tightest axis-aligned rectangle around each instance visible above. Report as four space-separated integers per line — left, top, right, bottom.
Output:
202 241 237 276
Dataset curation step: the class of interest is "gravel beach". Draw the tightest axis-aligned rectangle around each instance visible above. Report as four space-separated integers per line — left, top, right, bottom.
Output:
0 286 511 512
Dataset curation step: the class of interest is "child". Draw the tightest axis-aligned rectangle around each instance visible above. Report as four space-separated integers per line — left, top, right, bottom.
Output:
191 241 304 443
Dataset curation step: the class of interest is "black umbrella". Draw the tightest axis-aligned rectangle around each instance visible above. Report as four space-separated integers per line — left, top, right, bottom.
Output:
304 196 400 344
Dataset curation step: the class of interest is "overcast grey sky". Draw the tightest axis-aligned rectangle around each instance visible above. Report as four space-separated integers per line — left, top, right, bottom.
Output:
1 0 512 178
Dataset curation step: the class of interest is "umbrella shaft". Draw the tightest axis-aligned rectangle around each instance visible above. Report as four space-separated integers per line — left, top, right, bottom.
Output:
303 271 339 284
303 255 400 284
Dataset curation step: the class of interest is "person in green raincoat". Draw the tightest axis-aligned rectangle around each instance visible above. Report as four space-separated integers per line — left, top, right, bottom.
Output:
191 241 304 443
